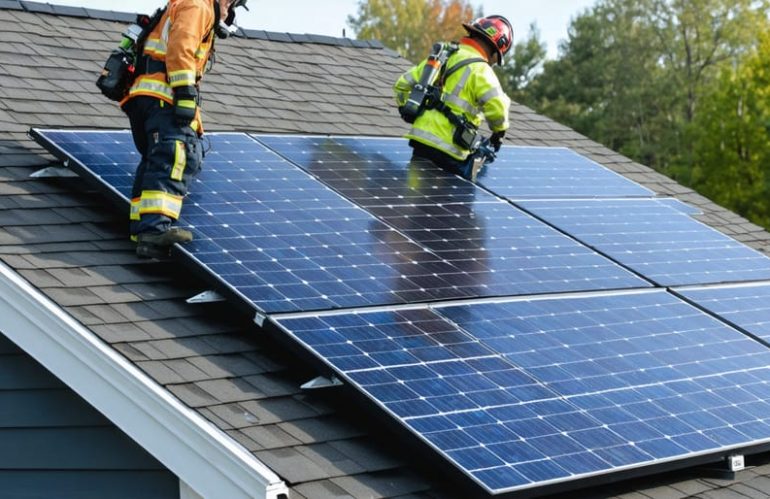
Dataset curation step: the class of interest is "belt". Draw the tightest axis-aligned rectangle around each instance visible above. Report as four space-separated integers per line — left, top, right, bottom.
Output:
410 140 466 172
135 55 167 76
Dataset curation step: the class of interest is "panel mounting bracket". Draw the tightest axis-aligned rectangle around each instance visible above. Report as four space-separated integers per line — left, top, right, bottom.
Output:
301 375 343 390
186 290 226 304
697 454 746 480
30 165 78 178
727 454 745 472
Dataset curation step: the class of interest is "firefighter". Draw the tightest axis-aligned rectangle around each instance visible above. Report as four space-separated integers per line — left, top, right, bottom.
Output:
121 0 247 259
394 15 513 179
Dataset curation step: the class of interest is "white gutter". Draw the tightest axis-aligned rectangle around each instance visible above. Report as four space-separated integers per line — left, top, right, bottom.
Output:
0 261 289 499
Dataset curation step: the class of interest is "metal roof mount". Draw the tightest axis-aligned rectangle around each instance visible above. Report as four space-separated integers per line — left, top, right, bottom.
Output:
30 166 78 178
187 289 227 304
0 260 290 499
301 375 343 390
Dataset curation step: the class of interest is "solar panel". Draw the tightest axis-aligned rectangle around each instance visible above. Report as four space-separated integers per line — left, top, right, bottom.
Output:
517 199 770 286
677 283 770 342
32 129 648 314
254 134 501 207
256 135 654 202
474 146 654 199
276 289 770 495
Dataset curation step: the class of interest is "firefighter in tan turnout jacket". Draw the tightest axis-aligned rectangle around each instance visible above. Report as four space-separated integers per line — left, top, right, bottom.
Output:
121 0 247 259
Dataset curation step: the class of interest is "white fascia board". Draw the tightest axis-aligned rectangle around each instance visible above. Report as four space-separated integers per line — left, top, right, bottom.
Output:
0 261 288 499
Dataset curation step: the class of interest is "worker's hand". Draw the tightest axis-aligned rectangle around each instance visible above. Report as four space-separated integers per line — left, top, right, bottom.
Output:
173 85 198 127
490 130 505 152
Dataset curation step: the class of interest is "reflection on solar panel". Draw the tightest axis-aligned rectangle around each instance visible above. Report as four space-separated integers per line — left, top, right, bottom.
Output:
256 135 654 201
255 135 500 207
474 146 653 199
277 289 770 495
32 129 647 314
518 199 770 286
677 283 770 342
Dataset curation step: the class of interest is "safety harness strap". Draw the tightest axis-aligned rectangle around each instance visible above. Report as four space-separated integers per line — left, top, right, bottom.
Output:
430 56 488 134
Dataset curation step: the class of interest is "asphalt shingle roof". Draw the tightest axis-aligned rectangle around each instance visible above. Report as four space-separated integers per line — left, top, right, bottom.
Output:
2 2 770 498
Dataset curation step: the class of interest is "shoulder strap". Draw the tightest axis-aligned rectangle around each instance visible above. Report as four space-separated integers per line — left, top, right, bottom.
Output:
440 57 487 86
135 6 168 56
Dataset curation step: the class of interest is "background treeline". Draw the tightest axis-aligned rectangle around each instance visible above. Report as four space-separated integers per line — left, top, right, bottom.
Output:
349 0 770 229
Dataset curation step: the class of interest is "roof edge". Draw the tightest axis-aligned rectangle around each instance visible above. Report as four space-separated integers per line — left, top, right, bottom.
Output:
0 260 289 499
7 1 387 49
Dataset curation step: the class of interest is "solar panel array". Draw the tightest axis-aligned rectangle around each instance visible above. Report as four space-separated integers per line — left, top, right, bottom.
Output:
32 128 770 496
33 130 647 313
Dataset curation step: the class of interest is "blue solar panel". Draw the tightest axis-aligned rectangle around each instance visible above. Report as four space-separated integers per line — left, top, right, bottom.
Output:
677 283 770 342
33 129 648 314
37 129 140 199
474 146 654 199
254 135 501 207
518 199 770 286
277 290 770 494
256 136 653 201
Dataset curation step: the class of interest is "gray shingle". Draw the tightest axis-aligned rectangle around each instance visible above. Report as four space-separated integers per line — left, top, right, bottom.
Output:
231 424 302 451
330 469 432 499
0 1 22 10
255 446 332 483
277 416 366 446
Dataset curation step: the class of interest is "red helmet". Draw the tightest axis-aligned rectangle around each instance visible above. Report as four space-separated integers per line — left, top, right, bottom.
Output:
463 15 513 65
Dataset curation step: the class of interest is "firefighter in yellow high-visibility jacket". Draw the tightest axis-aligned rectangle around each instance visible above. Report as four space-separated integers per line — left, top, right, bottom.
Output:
394 15 513 179
121 0 247 259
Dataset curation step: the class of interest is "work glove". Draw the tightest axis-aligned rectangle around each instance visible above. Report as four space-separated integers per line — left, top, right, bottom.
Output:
173 85 198 127
490 130 505 152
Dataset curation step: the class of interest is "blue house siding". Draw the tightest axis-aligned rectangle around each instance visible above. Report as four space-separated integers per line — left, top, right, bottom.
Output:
0 332 179 499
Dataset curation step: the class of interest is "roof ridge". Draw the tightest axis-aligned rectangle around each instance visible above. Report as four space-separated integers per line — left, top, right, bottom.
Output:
5 0 387 49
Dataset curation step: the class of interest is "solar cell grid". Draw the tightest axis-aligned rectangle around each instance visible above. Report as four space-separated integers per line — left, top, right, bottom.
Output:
278 290 770 494
255 134 499 207
519 199 770 286
473 146 654 199
677 283 770 342
38 130 139 197
34 129 649 314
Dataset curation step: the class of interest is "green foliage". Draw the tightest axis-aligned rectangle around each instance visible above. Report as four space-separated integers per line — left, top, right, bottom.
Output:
684 30 770 227
347 0 480 63
521 0 770 229
495 23 547 103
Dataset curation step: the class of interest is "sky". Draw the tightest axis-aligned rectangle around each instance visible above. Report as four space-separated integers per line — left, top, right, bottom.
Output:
57 0 599 59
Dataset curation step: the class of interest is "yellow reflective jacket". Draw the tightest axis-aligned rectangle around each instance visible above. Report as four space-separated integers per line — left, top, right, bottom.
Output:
121 0 216 133
394 38 511 160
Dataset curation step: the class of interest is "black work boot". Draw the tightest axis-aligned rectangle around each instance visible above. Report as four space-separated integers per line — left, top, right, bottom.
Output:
135 227 193 259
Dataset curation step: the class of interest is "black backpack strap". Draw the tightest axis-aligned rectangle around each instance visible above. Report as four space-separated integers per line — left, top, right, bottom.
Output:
439 57 487 86
135 6 167 57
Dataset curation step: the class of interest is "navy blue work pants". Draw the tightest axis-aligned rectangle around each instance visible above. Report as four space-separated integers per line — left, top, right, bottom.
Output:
409 140 473 178
122 96 202 237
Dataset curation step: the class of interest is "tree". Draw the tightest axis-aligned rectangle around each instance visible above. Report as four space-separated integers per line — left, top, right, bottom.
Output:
522 0 769 172
684 27 770 227
525 0 670 166
495 23 547 103
347 0 480 63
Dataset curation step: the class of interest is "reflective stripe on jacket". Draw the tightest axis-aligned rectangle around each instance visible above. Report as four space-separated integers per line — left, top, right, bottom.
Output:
122 0 215 133
394 38 511 160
